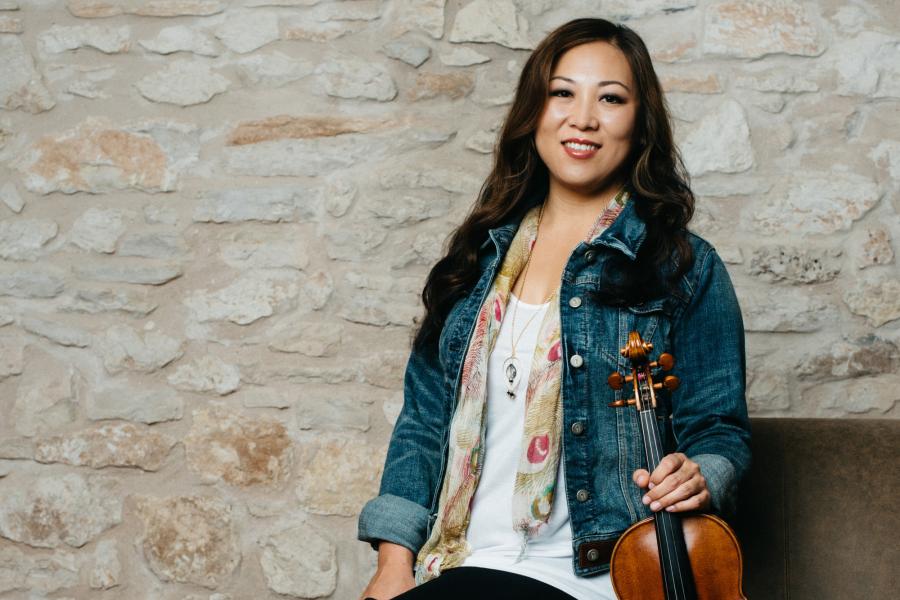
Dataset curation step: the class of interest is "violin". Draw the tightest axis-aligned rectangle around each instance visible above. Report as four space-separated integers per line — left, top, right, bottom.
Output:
606 331 746 600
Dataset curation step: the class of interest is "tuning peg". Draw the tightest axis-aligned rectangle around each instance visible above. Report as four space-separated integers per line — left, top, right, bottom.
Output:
608 397 636 408
652 375 680 391
651 353 675 371
606 372 633 390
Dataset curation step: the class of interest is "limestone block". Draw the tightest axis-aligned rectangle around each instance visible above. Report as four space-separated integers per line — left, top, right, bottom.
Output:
70 208 125 253
135 495 239 588
703 0 824 58
259 522 337 597
0 36 55 113
748 246 842 283
89 539 120 589
215 10 279 54
802 374 900 415
0 544 79 594
0 334 24 380
747 369 790 412
19 316 92 348
681 99 753 176
855 226 894 269
220 238 310 271
0 267 65 298
295 435 384 516
135 60 230 106
449 0 531 49
184 274 299 325
35 423 176 470
739 287 837 332
118 232 186 259
796 337 897 380
67 0 226 17
234 52 314 87
0 473 122 548
0 219 58 261
408 71 474 101
99 324 183 374
194 186 321 223
752 170 881 235
386 0 445 39
139 25 220 56
64 287 158 316
87 387 183 423
13 353 78 437
14 117 200 194
184 408 292 486
314 56 397 101
844 275 900 327
74 261 183 285
439 46 490 66
167 355 241 395
38 24 131 54
0 183 24 213
383 39 431 67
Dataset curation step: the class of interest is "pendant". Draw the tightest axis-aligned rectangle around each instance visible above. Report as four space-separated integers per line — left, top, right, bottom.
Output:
502 355 521 400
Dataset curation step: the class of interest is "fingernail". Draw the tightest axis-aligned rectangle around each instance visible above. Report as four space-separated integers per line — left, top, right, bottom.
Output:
648 482 655 489
650 501 661 511
642 495 650 505
665 506 675 512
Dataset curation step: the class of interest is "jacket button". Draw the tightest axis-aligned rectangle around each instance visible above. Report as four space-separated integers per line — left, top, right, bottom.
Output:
568 296 582 308
569 354 584 368
584 249 596 263
571 421 585 435
586 548 600 562
576 488 590 502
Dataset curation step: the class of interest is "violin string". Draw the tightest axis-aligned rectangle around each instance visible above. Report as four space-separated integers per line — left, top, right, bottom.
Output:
642 409 680 599
641 406 688 600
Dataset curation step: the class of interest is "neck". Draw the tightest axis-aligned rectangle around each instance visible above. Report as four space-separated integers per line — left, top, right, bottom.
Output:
539 178 627 238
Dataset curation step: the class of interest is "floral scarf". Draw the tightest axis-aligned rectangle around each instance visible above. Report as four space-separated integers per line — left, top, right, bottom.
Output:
415 189 629 583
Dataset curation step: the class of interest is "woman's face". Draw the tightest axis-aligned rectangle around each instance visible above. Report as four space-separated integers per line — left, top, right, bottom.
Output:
534 41 639 198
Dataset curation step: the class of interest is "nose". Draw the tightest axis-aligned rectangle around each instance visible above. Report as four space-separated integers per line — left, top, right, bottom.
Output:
569 94 599 130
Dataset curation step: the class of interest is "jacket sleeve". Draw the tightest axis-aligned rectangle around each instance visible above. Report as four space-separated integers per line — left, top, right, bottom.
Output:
357 336 450 554
669 245 751 519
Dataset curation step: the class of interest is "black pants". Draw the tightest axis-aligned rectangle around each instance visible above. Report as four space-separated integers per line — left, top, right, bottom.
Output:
376 566 577 599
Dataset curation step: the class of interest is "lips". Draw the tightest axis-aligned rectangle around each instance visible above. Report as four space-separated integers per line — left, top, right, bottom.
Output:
562 138 600 159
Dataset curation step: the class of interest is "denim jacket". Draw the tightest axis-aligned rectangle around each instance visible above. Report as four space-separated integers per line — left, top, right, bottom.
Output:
358 196 751 578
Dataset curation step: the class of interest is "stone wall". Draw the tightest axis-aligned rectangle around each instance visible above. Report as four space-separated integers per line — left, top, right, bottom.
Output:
0 0 897 598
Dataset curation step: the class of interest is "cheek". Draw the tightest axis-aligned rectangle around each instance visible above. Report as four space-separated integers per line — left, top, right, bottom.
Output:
600 110 637 139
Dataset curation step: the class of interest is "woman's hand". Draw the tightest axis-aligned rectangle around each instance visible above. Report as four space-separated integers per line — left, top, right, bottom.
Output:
632 452 710 513
358 541 417 600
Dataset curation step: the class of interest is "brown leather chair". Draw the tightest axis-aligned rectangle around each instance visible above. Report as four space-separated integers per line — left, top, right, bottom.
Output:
735 418 899 600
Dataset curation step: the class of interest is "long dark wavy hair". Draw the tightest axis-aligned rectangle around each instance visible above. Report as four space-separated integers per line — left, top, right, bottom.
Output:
412 18 695 352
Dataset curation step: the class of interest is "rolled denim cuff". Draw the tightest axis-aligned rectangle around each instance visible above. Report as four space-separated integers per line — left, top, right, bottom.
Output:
691 453 738 518
357 493 429 554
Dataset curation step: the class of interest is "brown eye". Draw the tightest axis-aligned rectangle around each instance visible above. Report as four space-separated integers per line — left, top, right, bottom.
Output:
601 94 624 104
550 89 571 97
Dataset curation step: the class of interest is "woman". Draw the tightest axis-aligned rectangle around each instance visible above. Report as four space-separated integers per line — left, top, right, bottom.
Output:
358 17 750 600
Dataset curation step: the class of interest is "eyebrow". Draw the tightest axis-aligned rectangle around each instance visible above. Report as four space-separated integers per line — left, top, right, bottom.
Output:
550 75 631 92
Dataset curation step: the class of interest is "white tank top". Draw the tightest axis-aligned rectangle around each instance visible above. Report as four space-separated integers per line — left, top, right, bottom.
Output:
460 293 616 600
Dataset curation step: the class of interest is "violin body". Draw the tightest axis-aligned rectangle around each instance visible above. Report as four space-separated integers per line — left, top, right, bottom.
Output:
610 512 746 600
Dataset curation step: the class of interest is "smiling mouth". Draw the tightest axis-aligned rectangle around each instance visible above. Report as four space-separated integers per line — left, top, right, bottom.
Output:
562 141 600 151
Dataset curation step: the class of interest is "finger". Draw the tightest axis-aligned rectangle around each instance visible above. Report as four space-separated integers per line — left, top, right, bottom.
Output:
647 478 700 511
632 469 650 487
648 453 685 487
664 489 710 513
643 467 690 505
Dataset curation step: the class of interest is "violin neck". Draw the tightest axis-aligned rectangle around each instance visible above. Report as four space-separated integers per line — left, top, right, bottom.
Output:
638 407 698 600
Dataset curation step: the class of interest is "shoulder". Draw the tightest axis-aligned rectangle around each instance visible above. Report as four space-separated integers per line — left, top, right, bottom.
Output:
676 230 734 302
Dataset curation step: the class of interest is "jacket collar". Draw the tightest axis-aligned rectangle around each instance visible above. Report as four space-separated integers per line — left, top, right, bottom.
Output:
480 194 647 261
